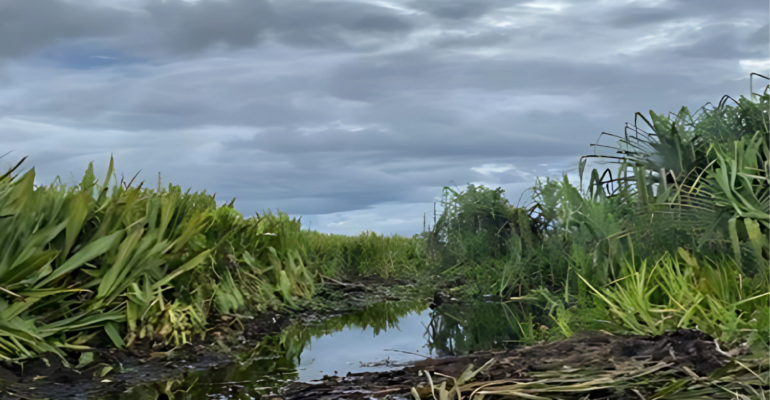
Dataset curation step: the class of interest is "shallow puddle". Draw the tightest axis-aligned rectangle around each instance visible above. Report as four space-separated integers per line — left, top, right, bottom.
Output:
107 300 531 399
296 307 434 381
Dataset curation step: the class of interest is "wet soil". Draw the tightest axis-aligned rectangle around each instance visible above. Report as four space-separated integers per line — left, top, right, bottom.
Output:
0 276 433 400
279 329 731 400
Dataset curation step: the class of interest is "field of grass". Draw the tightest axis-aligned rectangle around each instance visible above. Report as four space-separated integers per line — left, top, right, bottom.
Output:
0 157 428 363
0 78 767 374
303 230 428 278
0 160 323 361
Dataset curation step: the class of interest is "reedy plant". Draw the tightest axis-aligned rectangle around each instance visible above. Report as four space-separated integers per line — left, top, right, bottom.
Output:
580 249 769 350
428 185 543 294
0 157 317 360
429 76 769 350
585 83 769 268
0 158 213 359
303 230 427 278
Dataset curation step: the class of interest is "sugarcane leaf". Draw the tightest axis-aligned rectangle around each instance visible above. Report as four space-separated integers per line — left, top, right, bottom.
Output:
152 250 211 290
35 230 125 288
104 322 125 349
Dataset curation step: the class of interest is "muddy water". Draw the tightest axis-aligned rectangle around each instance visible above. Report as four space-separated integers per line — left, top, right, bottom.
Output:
104 301 528 400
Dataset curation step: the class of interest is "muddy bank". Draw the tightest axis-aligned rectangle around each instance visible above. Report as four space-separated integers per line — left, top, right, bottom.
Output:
279 330 764 400
0 307 293 400
3 278 765 400
0 277 435 400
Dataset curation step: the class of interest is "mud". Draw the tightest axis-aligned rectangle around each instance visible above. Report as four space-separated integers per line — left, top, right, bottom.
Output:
279 329 731 400
0 277 433 400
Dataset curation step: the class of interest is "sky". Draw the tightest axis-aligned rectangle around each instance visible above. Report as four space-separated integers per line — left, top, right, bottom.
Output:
0 0 767 236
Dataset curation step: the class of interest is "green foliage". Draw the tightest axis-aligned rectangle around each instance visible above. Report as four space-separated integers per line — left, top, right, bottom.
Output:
0 152 433 360
581 250 769 347
431 79 769 349
0 158 317 360
303 230 428 278
587 85 769 268
428 185 543 295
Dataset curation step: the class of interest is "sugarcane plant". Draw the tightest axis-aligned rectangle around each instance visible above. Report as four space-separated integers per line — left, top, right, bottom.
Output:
0 157 317 361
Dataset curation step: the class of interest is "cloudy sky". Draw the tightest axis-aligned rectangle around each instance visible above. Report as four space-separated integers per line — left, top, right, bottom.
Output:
0 0 767 236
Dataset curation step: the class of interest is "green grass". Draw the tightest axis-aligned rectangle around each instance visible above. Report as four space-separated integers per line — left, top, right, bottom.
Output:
303 230 429 278
580 251 769 350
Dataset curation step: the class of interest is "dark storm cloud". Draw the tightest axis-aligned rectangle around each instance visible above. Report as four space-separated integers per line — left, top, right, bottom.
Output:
0 0 127 58
144 0 274 53
605 6 678 28
668 0 765 17
272 1 415 50
601 0 766 24
0 0 418 60
138 0 419 54
672 25 767 60
429 30 514 49
0 0 767 235
748 24 770 47
224 108 598 161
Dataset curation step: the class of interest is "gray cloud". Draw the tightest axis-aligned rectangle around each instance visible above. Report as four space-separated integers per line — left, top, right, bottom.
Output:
673 24 767 60
409 0 516 20
144 0 274 53
272 1 415 50
748 24 770 47
0 0 128 58
606 6 679 28
0 0 767 235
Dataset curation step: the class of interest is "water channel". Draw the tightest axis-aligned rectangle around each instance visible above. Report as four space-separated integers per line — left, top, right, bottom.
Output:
103 300 532 399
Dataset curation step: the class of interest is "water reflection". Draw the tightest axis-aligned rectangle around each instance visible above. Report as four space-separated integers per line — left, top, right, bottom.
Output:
112 301 427 399
426 301 536 356
284 300 434 381
108 300 534 399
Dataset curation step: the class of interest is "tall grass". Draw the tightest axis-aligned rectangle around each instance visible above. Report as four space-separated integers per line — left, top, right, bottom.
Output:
0 159 317 361
429 79 769 345
303 230 428 278
0 154 433 361
581 250 769 351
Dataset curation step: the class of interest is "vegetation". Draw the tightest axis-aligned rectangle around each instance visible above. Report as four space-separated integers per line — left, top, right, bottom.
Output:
0 159 319 361
304 230 428 278
0 75 766 399
413 353 768 400
426 81 769 349
0 156 430 363
402 79 770 399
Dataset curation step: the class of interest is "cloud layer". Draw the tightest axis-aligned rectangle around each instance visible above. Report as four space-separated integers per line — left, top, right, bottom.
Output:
1 0 767 235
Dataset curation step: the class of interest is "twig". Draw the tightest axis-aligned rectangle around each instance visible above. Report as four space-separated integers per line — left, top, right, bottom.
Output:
384 349 430 359
320 275 362 287
0 286 20 298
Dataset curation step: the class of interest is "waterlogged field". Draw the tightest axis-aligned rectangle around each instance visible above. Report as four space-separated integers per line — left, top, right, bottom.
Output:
108 301 438 399
0 79 768 399
3 300 531 399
